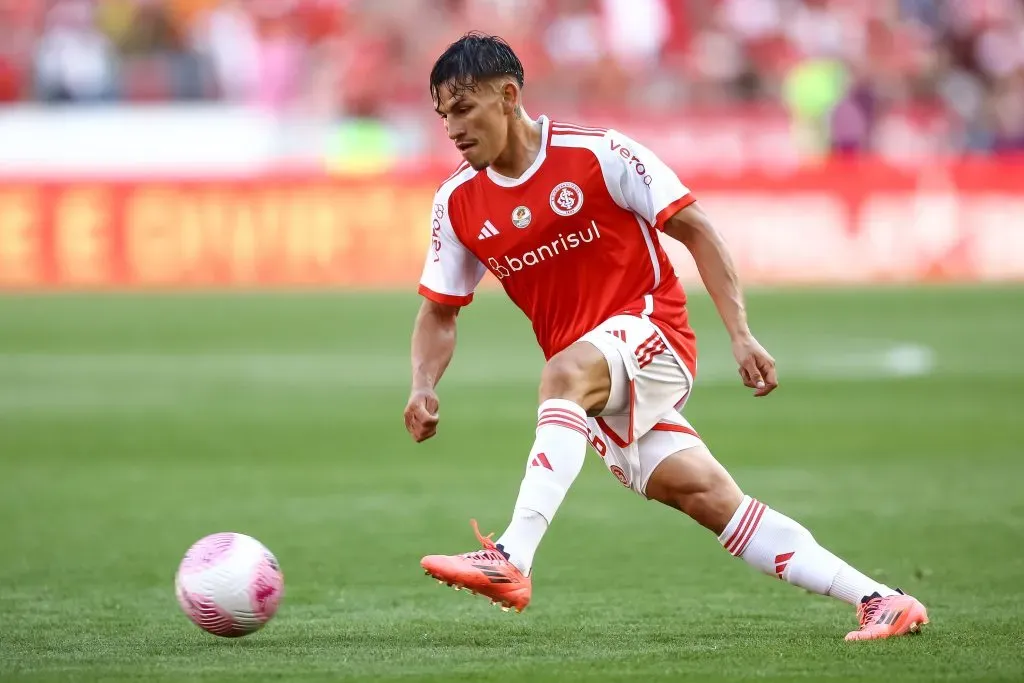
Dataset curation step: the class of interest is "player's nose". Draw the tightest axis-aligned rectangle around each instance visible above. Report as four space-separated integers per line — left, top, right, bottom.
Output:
447 123 465 141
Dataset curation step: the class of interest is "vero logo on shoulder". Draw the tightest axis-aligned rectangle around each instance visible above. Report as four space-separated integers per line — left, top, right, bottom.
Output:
609 140 653 186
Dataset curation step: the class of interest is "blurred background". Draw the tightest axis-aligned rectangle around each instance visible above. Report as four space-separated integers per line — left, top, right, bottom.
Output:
2 0 1024 164
1 0 1022 289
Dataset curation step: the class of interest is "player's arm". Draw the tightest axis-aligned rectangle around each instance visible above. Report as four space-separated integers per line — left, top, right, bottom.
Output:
406 299 460 442
598 128 778 397
662 203 778 397
406 192 486 441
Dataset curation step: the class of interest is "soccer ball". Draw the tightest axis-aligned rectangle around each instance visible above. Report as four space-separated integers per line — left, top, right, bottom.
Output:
174 532 284 637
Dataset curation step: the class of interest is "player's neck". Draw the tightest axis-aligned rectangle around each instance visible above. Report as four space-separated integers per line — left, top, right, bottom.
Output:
490 114 543 179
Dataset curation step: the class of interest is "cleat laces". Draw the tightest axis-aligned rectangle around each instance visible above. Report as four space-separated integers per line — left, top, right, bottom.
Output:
456 519 510 562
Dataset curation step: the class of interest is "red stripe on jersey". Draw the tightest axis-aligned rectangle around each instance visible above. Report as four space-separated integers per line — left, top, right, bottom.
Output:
417 284 473 307
552 122 608 134
552 129 605 137
650 422 701 439
654 193 697 230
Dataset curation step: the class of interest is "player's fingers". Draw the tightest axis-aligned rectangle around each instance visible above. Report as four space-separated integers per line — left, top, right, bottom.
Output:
413 402 439 440
753 360 778 397
415 421 438 442
743 358 765 393
405 402 432 439
738 366 756 388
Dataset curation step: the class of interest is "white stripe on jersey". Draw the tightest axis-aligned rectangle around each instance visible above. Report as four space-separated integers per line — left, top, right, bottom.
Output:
634 214 661 289
441 161 471 186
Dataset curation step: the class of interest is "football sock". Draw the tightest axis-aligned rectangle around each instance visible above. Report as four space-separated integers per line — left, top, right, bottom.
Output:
496 399 588 574
719 496 898 605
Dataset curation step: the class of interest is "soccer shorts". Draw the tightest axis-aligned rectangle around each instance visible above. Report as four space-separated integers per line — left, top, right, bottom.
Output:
580 314 704 497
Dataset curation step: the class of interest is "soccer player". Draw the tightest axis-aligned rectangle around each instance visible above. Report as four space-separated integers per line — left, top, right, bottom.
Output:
404 32 928 641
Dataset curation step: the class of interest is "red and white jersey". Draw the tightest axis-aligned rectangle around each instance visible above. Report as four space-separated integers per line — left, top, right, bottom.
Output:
418 116 698 376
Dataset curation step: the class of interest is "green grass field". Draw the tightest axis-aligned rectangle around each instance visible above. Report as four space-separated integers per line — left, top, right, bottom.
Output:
1 286 1022 682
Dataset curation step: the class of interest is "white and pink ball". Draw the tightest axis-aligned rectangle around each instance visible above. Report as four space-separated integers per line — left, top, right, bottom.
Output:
174 532 284 637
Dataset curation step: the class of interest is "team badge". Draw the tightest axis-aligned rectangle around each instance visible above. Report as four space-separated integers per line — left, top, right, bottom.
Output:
511 205 532 229
609 465 630 488
549 182 584 217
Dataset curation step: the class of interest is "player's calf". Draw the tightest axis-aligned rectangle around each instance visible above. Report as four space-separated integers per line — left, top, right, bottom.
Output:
493 342 614 575
645 446 928 638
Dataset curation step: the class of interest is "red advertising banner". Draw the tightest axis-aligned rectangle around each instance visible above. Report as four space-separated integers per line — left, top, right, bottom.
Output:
0 159 1022 289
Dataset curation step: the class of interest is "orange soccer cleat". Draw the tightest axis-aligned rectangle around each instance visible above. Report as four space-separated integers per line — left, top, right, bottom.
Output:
845 589 929 641
420 519 532 612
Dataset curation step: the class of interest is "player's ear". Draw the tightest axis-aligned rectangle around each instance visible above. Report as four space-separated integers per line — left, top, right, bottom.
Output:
500 81 518 115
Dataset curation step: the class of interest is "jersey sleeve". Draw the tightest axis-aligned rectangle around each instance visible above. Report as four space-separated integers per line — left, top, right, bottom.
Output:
417 192 486 307
599 129 695 230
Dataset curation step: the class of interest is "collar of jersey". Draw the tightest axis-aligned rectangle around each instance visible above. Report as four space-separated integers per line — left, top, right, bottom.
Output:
485 115 549 188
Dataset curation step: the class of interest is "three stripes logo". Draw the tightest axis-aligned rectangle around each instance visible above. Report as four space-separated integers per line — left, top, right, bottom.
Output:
874 608 904 626
470 564 515 584
478 220 500 240
774 552 794 579
608 329 626 342
635 332 668 369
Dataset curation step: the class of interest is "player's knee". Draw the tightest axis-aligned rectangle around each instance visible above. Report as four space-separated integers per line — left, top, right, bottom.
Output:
538 347 608 410
539 354 589 402
647 452 743 535
675 486 739 535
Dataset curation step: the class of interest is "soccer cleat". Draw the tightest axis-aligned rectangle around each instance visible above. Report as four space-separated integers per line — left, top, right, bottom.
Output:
420 519 532 612
845 589 929 641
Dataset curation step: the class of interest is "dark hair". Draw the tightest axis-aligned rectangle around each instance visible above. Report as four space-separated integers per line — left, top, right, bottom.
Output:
429 32 524 105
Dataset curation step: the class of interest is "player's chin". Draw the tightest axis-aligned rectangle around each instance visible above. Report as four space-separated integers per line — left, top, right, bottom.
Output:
461 148 490 171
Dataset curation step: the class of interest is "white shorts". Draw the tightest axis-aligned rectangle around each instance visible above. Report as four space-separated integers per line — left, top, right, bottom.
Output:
580 315 704 497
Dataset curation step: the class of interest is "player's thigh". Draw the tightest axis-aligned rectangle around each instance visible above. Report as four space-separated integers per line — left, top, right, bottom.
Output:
586 411 699 497
580 315 691 439
540 340 612 413
588 410 743 534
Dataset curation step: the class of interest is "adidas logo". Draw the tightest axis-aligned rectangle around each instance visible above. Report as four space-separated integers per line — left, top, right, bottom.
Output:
478 220 499 240
774 551 794 579
530 453 553 470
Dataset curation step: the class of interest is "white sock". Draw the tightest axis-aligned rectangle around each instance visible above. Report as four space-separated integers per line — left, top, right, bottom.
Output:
496 399 588 574
494 509 548 574
719 495 898 605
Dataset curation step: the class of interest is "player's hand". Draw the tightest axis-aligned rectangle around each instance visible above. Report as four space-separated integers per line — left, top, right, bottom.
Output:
404 388 440 442
732 334 778 397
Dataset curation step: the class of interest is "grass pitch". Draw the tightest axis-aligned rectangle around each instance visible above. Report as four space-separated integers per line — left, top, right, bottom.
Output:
1 286 1022 682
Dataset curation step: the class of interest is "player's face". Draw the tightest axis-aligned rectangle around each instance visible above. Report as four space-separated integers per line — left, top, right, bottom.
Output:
435 81 510 171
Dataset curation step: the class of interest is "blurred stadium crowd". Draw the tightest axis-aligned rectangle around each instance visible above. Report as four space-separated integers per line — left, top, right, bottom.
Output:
0 0 1022 154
